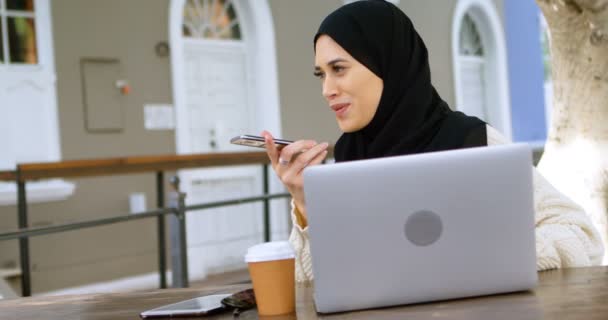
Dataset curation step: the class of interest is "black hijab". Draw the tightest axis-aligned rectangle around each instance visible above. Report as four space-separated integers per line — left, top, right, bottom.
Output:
314 0 487 162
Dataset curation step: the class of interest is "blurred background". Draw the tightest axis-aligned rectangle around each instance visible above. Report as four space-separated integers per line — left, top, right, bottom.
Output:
0 0 555 297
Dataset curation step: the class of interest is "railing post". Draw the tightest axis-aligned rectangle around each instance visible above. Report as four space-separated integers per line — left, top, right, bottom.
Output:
156 171 167 289
168 175 189 288
16 169 31 297
263 164 270 242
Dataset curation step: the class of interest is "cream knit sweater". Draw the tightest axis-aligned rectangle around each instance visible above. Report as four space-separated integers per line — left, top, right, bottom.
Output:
288 125 604 283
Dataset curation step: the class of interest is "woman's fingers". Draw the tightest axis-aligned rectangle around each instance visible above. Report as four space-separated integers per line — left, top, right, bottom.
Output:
283 142 329 178
307 149 329 168
261 131 279 168
279 140 319 165
261 131 329 193
295 142 329 172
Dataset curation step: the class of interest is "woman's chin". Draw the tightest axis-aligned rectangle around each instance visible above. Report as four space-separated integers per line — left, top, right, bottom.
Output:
337 121 351 133
337 120 364 133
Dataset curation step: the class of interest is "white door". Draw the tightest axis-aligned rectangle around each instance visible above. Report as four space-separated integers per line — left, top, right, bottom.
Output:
452 4 512 139
0 0 60 170
457 13 490 123
169 0 286 280
458 56 488 121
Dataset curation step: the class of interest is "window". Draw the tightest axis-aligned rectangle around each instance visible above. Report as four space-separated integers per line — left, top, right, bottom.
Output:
182 0 241 40
1 0 38 65
459 14 484 56
0 0 74 205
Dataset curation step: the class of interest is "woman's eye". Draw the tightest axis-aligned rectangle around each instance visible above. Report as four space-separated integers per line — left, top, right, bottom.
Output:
313 71 325 79
332 65 345 73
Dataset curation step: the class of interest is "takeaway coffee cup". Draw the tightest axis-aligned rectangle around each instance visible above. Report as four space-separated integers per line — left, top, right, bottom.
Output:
245 241 296 316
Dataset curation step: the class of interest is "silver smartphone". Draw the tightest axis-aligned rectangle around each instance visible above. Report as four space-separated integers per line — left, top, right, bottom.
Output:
140 293 231 318
230 134 293 149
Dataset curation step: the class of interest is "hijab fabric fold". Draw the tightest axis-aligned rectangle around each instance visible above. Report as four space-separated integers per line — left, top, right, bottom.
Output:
314 0 487 162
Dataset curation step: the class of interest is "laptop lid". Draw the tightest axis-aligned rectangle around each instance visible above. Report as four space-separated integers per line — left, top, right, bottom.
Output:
303 144 538 313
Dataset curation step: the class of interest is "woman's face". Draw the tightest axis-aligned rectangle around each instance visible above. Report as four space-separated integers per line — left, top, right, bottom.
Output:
314 35 383 133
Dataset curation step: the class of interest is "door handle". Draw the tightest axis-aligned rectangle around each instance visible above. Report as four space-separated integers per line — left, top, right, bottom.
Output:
209 128 217 149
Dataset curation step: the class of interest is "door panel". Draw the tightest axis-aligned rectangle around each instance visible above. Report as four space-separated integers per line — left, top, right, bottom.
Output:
179 40 262 278
183 42 252 152
459 56 488 122
185 175 263 273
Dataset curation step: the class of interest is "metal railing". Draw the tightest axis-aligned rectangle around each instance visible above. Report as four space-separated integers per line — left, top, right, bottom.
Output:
0 150 330 297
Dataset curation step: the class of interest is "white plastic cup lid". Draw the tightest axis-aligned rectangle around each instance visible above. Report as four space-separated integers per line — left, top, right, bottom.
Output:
245 241 295 263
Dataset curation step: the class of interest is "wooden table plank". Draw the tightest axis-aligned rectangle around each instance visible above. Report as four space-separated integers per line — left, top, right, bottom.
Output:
0 267 607 319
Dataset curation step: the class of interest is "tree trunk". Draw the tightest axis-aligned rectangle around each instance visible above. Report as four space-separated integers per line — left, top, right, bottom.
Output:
536 0 608 263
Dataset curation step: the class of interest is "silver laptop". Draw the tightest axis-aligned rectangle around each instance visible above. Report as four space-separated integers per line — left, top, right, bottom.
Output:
303 144 538 313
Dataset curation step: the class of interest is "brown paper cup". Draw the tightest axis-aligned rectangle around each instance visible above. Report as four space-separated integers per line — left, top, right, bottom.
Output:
245 241 296 316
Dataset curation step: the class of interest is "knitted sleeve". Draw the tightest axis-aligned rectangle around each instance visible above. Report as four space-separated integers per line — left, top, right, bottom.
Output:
486 125 604 270
288 199 314 282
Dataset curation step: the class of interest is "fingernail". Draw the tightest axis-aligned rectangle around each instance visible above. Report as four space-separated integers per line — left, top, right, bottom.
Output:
322 142 329 148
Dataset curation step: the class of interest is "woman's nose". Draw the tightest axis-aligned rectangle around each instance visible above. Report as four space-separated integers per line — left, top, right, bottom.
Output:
322 77 338 100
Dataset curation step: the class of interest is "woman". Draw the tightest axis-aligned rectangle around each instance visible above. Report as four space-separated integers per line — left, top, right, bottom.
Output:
263 0 603 283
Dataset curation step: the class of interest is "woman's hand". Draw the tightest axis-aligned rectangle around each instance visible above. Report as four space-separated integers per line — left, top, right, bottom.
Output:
261 130 329 219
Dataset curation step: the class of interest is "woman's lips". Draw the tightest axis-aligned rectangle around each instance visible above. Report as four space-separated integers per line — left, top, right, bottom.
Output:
331 103 351 117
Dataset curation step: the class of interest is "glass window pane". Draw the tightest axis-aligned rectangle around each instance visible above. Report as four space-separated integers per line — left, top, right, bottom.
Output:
211 0 230 38
230 23 241 40
7 0 35 11
182 24 192 37
459 14 484 56
182 0 240 40
8 17 38 64
224 4 240 40
226 3 237 22
182 0 204 38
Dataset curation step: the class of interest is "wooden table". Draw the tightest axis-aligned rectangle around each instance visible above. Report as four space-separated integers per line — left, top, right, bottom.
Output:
1 266 607 319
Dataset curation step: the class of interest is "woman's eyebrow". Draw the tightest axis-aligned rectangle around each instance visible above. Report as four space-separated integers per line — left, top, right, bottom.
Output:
315 58 348 70
327 58 347 65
